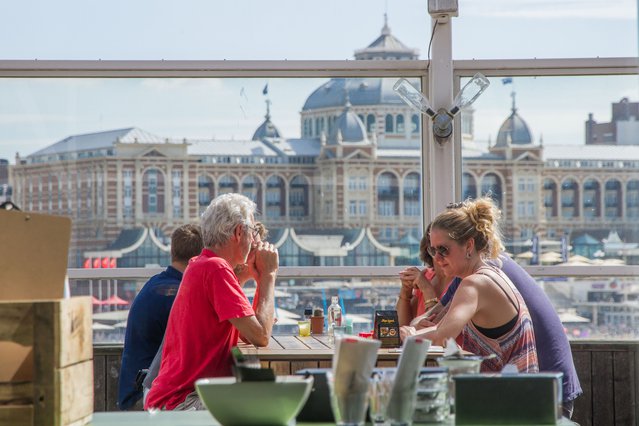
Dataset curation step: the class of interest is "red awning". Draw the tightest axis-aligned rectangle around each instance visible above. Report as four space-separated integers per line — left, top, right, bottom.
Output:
103 295 130 305
91 296 106 305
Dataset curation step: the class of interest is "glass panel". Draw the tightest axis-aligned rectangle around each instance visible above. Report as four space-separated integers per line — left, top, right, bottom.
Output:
461 74 638 340
3 75 425 342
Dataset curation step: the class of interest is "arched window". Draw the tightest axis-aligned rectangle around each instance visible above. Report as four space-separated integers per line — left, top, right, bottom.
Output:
241 175 262 213
561 179 579 218
385 114 394 133
462 173 477 201
142 168 165 214
403 172 420 217
377 172 399 216
396 115 405 133
218 175 238 194
604 179 622 218
411 114 420 134
481 173 502 209
266 175 286 218
198 175 215 214
543 179 558 218
290 175 309 217
627 180 639 218
367 114 376 133
582 179 600 218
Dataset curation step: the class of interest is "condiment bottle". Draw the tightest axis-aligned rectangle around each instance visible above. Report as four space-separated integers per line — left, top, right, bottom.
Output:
311 308 324 334
327 296 343 343
304 307 313 321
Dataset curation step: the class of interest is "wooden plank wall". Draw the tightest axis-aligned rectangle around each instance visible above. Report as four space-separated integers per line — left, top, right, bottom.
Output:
570 341 638 426
94 341 639 425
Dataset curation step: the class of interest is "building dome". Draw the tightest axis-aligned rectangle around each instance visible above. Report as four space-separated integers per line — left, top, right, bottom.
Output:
353 14 419 61
303 77 408 111
251 101 282 140
327 99 368 145
303 16 417 112
495 92 533 147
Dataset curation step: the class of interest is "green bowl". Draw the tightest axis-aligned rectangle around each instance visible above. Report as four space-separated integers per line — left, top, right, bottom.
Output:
195 375 313 426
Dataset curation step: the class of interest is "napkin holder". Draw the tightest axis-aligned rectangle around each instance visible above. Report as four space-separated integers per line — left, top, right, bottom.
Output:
230 346 275 382
295 368 334 422
454 372 563 425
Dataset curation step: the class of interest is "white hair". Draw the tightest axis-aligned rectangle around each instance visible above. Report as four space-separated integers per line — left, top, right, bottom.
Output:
201 193 256 248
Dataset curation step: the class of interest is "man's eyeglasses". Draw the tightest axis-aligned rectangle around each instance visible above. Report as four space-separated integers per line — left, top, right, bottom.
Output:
245 224 260 240
427 245 450 258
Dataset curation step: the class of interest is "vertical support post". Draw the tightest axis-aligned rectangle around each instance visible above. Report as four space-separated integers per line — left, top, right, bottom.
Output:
426 10 457 221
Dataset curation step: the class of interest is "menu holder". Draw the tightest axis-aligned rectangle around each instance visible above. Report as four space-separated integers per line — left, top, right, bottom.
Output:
373 310 400 348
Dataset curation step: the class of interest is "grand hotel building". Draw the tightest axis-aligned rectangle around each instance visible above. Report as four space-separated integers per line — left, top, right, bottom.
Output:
8 19 639 268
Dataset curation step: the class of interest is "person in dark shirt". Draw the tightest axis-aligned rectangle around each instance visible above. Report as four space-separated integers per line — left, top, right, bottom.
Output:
117 224 203 410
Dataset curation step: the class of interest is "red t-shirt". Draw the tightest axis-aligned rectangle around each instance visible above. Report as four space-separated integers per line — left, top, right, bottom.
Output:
145 249 255 410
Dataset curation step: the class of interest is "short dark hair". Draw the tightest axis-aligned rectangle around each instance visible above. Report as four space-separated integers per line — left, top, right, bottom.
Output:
171 224 203 263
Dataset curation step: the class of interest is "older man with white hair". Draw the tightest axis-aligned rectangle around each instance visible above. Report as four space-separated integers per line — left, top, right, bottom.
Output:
145 193 278 411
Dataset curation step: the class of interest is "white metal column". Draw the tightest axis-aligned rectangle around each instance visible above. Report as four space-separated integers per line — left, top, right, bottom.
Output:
426 10 457 220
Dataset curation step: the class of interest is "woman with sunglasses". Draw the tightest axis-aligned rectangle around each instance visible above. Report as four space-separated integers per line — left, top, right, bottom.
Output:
396 224 457 327
400 197 538 373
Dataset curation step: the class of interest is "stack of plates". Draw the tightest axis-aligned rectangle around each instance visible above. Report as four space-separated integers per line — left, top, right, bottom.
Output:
413 367 450 423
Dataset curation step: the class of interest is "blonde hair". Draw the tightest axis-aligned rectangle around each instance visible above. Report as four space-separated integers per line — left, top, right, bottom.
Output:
431 197 504 259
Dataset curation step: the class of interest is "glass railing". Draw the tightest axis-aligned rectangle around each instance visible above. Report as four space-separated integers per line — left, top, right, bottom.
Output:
71 264 639 344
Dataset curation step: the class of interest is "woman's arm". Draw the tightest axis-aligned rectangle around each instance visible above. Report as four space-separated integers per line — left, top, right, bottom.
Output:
407 278 480 346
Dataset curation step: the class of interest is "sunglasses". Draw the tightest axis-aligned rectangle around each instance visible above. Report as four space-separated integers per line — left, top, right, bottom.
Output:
427 245 450 258
245 224 260 240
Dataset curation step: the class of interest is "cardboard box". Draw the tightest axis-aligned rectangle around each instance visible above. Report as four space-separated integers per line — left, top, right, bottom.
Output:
0 297 93 426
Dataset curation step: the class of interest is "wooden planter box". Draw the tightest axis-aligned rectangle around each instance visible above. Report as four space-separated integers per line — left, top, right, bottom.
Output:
0 297 93 426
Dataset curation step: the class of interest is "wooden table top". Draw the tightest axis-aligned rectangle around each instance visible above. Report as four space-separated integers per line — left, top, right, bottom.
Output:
238 334 446 360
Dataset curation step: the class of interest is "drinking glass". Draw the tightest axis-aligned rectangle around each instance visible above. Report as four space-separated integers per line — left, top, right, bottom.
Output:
298 320 311 337
369 369 394 424
326 371 370 426
436 357 482 413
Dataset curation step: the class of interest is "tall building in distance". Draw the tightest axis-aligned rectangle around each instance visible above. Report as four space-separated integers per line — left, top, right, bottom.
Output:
586 98 639 145
7 17 639 269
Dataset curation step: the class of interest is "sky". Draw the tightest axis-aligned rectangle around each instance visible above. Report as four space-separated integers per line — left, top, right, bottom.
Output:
0 0 637 160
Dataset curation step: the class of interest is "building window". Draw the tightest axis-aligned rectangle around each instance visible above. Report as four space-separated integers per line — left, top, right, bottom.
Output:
358 200 367 215
367 114 376 133
378 200 396 216
148 170 158 213
396 114 405 133
385 114 394 133
357 177 366 190
123 169 133 218
411 114 419 134
348 176 357 191
172 170 182 217
349 200 357 215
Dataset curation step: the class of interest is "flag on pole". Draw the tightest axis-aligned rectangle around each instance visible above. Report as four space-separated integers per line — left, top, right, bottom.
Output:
531 235 539 265
262 83 269 95
502 77 513 85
